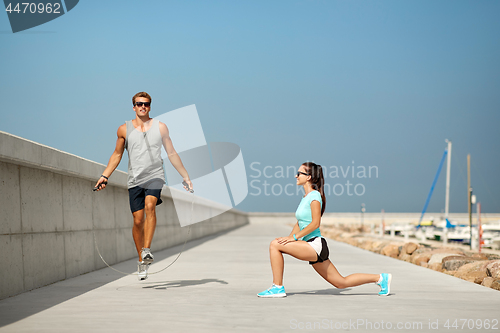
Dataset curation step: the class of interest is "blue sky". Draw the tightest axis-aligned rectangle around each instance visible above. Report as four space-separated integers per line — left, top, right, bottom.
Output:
1 0 499 214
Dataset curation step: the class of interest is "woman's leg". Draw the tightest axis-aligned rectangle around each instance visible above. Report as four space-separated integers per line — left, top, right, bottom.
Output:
269 239 318 286
312 260 379 289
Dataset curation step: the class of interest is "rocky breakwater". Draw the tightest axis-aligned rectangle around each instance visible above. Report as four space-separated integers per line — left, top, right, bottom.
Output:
322 225 500 291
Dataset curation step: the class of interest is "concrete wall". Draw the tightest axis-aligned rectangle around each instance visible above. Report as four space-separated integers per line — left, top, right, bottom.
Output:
0 131 248 300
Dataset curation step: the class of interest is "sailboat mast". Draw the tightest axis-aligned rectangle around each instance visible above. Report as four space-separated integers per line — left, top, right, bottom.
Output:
445 140 452 219
468 154 472 250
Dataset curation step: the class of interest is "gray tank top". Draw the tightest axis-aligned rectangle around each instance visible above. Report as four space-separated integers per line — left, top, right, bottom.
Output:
124 119 165 189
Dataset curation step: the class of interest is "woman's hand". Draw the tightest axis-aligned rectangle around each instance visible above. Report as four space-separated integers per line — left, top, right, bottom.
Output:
276 236 296 245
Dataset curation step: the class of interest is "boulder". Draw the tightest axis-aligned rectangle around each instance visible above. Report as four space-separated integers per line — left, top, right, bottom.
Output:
442 256 484 272
412 252 433 266
484 253 500 260
403 242 419 255
469 253 489 260
486 260 500 279
368 240 385 252
345 238 357 246
428 253 464 265
482 277 495 288
399 244 427 262
360 225 371 233
474 275 487 285
411 247 433 255
465 271 487 284
348 225 360 233
349 239 359 247
333 230 347 239
491 280 500 291
375 241 395 253
454 260 493 282
399 252 413 262
428 263 442 272
321 228 341 240
339 233 355 241
381 244 400 258
359 238 373 250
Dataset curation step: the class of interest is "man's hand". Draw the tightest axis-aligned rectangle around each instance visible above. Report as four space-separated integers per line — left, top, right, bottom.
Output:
93 176 108 191
182 178 194 192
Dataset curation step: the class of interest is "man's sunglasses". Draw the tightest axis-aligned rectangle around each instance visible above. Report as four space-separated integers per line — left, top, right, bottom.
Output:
135 102 151 107
296 171 309 177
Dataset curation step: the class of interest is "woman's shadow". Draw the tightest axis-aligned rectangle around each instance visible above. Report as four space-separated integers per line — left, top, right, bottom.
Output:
287 288 379 296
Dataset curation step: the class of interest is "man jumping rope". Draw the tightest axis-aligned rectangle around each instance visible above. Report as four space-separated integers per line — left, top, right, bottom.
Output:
94 92 193 280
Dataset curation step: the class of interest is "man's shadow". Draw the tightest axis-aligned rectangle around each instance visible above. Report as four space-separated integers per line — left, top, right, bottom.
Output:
142 278 228 290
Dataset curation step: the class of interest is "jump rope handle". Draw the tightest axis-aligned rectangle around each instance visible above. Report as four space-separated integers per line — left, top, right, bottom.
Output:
93 181 108 191
182 181 194 193
93 175 108 191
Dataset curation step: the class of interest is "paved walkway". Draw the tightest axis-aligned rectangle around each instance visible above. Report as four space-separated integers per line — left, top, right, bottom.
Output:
1 221 500 332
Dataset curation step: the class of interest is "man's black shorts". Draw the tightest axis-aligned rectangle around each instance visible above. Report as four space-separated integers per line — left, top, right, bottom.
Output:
128 178 164 213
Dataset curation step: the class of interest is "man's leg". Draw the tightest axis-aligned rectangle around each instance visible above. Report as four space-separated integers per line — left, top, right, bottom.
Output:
143 195 158 248
132 209 145 262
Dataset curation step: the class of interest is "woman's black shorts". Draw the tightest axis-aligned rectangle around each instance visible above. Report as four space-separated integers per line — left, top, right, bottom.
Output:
307 237 330 265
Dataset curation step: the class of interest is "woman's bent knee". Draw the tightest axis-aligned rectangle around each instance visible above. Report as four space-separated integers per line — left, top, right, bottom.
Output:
269 239 281 251
329 275 348 289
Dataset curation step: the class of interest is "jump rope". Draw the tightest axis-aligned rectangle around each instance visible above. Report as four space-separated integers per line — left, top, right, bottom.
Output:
92 180 194 276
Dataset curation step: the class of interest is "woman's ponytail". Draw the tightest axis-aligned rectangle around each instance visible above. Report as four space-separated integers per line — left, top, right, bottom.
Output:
303 162 326 216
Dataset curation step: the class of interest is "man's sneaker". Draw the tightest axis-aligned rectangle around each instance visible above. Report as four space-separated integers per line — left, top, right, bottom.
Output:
141 248 154 265
138 261 149 281
257 285 286 298
377 273 392 296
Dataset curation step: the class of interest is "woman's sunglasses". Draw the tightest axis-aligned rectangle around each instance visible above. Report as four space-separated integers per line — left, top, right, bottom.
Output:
296 171 309 177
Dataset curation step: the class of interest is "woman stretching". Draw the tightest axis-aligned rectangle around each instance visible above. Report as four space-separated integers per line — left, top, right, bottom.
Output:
257 162 391 298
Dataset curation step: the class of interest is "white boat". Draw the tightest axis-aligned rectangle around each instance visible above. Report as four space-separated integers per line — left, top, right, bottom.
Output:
432 220 448 241
482 223 500 249
433 220 476 243
415 220 436 241
424 227 436 240
386 222 415 237
489 238 500 250
447 225 477 244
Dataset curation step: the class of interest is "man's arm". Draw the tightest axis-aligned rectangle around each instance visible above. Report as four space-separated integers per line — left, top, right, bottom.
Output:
159 121 193 191
94 124 126 191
